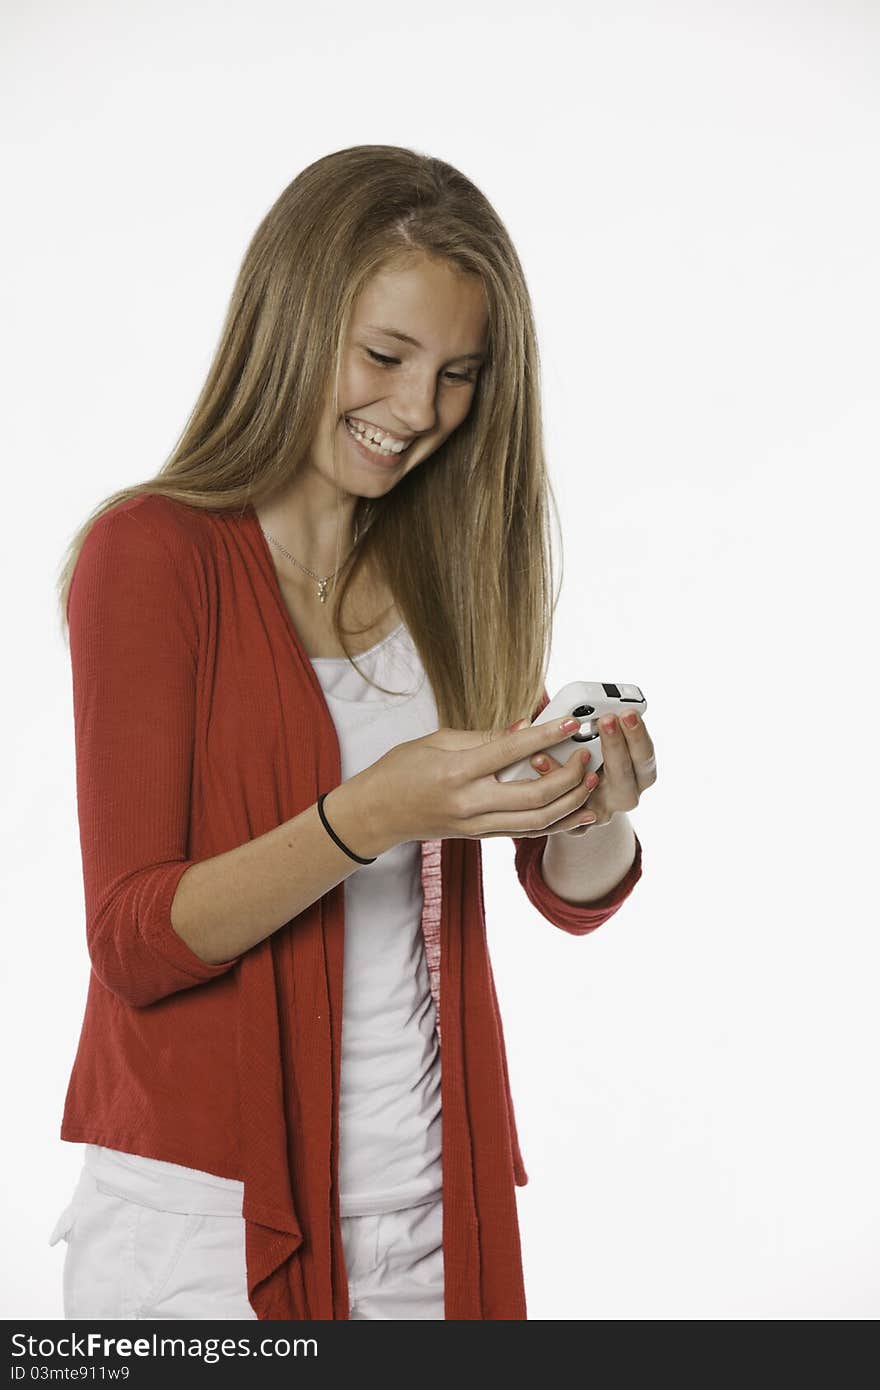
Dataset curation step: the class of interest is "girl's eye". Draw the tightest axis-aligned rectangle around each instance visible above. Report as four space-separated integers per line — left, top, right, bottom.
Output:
365 348 476 384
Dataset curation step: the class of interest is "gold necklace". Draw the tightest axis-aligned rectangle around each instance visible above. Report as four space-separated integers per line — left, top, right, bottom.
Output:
260 521 360 604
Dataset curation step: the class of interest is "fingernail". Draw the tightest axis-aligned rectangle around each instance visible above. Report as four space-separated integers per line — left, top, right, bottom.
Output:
600 717 617 735
579 813 597 826
532 756 549 770
562 717 580 732
622 712 639 728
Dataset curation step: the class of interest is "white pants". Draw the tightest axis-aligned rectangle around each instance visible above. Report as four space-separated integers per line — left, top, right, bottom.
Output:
48 1149 445 1320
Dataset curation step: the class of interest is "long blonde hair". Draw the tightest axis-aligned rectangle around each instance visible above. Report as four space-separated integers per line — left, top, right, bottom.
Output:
55 145 562 731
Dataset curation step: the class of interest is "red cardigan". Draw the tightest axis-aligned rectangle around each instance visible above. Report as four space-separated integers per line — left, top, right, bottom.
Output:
60 495 643 1320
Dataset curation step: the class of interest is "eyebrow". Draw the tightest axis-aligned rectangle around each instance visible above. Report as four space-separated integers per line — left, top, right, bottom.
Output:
363 324 486 362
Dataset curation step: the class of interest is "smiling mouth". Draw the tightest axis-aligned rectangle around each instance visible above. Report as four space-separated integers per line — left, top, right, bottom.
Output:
343 415 414 458
345 414 415 446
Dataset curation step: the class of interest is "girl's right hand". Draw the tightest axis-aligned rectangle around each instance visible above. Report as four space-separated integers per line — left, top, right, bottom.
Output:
359 717 599 847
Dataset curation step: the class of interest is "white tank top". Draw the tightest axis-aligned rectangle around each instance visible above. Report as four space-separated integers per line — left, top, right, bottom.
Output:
89 621 443 1217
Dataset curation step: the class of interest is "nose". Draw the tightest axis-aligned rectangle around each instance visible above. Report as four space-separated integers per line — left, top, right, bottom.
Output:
388 375 440 437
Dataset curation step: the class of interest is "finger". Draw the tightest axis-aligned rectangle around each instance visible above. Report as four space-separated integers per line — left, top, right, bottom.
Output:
531 733 600 776
595 714 639 804
506 769 607 838
501 745 593 803
531 744 597 793
616 710 657 789
470 752 599 833
529 750 562 773
504 718 567 778
504 715 595 781
543 769 613 835
479 713 589 779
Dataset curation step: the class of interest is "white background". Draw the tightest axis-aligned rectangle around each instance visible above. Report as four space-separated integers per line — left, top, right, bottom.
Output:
3 0 877 1320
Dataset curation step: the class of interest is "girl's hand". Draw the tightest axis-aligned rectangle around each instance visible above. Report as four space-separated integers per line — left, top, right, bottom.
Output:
508 710 657 835
356 716 612 847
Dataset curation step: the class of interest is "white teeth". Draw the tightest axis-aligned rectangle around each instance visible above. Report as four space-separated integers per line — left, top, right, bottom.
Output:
345 417 410 455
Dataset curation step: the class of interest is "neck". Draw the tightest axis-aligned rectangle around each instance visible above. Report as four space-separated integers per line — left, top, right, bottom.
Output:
254 487 359 578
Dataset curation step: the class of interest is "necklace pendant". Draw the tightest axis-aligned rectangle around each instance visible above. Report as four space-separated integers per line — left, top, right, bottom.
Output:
317 579 328 603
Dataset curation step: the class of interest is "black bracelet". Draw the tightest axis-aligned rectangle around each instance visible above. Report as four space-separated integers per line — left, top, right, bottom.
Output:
317 791 377 865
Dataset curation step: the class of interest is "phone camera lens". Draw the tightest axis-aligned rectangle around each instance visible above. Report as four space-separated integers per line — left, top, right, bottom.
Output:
570 704 596 743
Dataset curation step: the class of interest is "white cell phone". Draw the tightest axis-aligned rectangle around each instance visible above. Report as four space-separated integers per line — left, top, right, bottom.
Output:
495 681 647 781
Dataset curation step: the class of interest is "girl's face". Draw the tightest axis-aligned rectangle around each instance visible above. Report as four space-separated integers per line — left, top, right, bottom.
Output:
319 254 489 495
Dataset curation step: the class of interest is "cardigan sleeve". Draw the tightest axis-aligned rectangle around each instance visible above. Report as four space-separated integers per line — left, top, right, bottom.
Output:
511 685 643 936
67 504 241 1008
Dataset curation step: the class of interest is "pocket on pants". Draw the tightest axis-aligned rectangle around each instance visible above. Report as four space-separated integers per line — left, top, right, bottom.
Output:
114 1190 204 1320
51 1173 203 1320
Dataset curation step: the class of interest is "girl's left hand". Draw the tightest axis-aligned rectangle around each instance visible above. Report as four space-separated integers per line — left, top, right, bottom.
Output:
509 711 657 834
